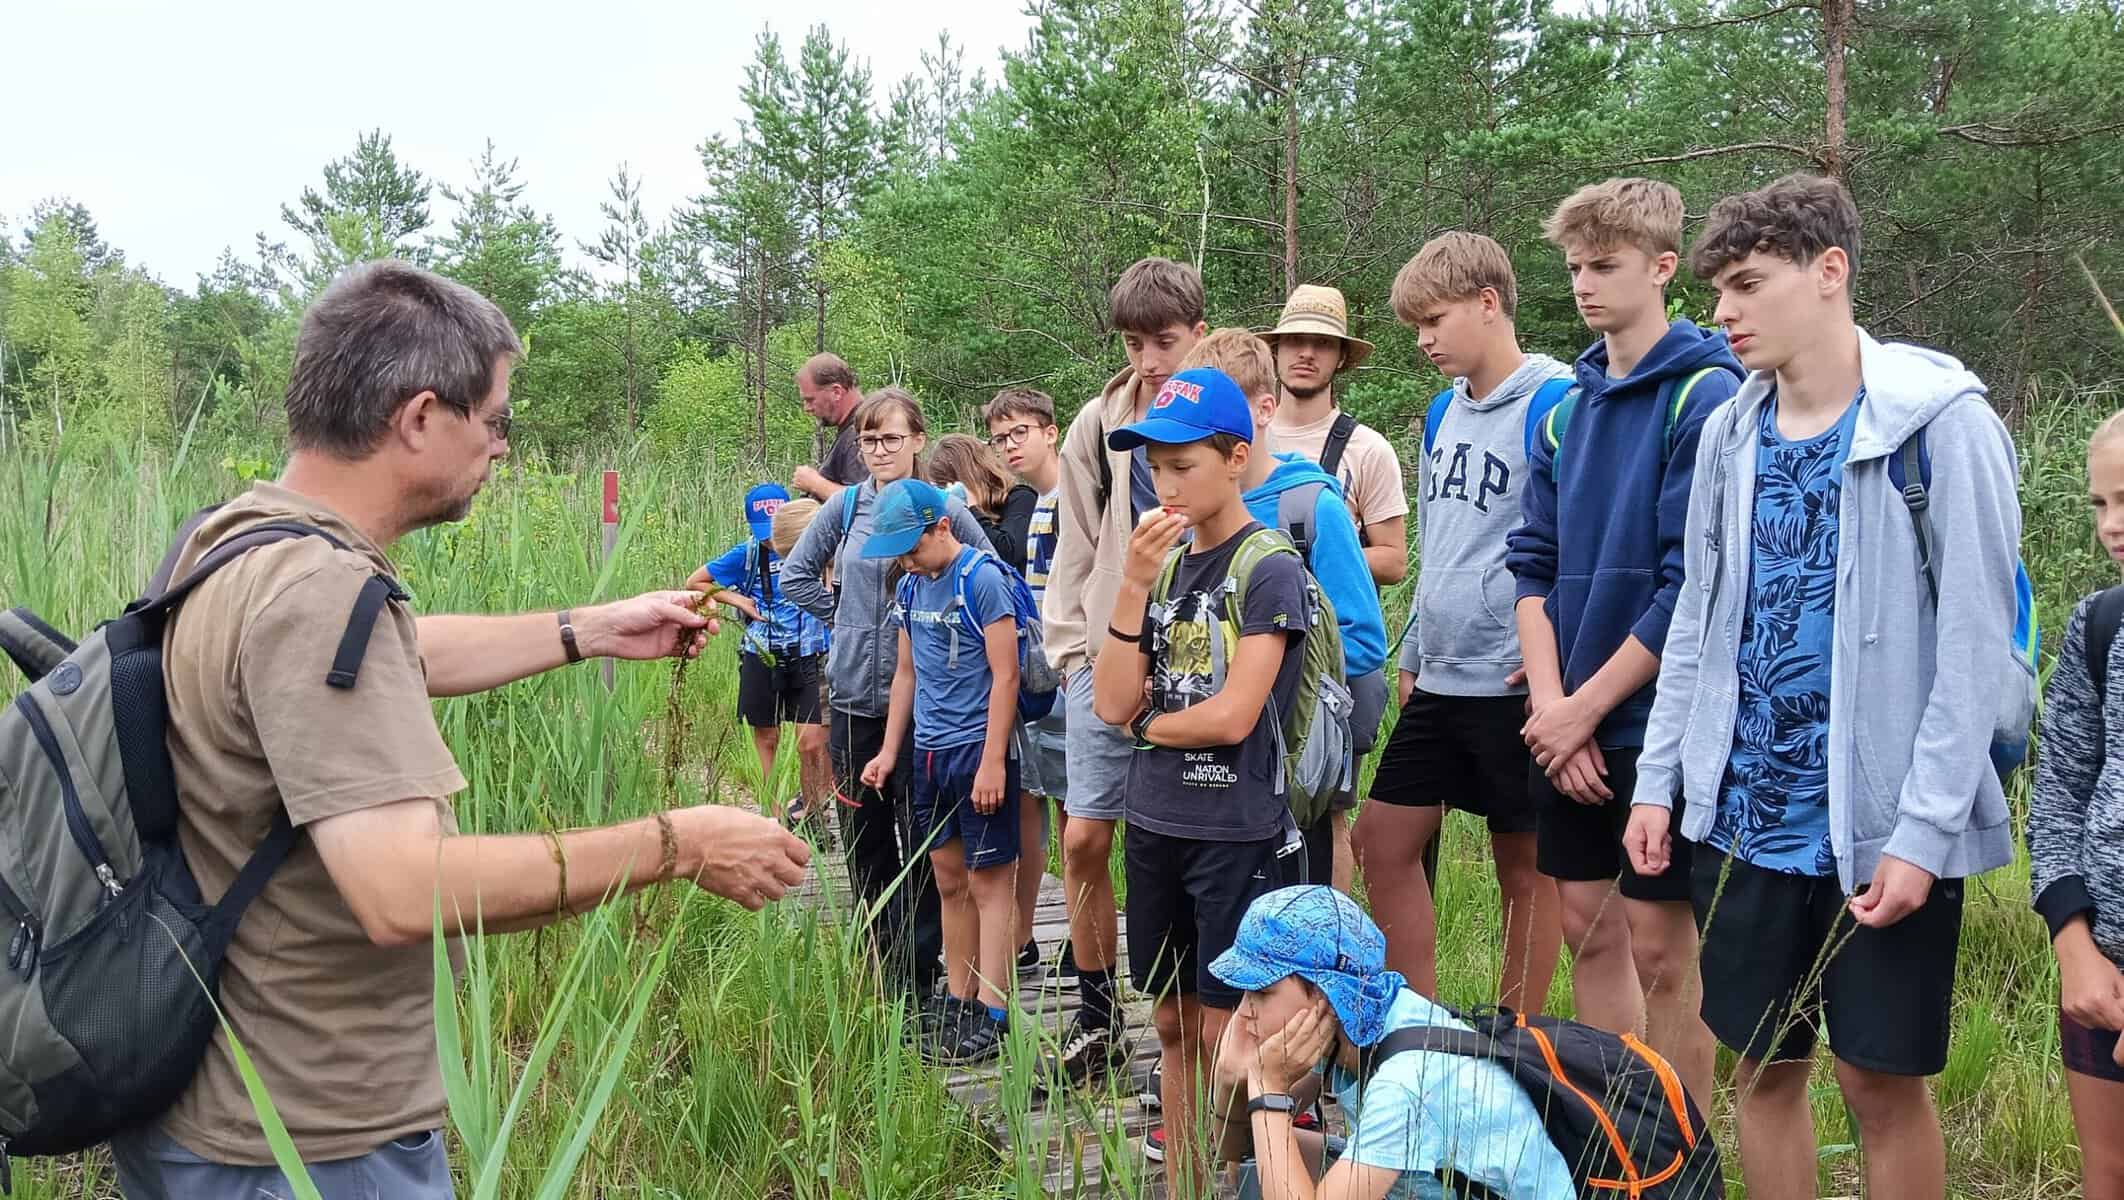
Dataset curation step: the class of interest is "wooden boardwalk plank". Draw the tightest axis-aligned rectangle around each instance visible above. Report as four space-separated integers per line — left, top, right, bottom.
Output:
792 821 1334 1198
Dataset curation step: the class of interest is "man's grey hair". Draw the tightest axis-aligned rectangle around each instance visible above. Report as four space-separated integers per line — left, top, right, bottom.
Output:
285 260 523 458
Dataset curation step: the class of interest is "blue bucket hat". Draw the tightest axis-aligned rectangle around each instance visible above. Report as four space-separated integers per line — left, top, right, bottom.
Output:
744 482 790 542
1107 367 1254 451
860 478 950 560
1209 885 1408 1048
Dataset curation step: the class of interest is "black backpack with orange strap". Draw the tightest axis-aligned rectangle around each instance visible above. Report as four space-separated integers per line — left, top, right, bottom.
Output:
1362 1007 1722 1200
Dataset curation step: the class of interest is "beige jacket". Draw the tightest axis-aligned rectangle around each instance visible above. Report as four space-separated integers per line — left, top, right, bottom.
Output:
1042 365 1145 677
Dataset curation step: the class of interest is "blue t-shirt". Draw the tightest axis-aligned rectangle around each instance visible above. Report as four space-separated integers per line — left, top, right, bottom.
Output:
895 546 1020 751
1708 390 1862 875
1325 990 1576 1199
705 539 830 660
1025 490 1059 601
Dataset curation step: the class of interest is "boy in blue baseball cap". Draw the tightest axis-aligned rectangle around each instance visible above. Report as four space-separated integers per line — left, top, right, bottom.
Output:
1089 366 1314 1190
1209 885 1575 1199
857 477 1026 1065
688 482 831 824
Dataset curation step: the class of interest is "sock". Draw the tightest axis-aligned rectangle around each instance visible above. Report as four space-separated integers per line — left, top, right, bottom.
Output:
986 1004 1009 1027
1080 967 1117 1030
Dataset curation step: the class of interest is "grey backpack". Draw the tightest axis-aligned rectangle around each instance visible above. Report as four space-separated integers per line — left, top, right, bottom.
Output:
0 511 404 1183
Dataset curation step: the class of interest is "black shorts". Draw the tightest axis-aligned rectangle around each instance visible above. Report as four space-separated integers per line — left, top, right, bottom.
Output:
829 710 912 809
1532 746 1692 902
1371 689 1536 833
737 652 824 728
2062 1009 2124 1082
1693 852 1964 1074
1126 826 1304 1009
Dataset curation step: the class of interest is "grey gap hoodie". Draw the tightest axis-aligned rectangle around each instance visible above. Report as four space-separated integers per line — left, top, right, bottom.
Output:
781 478 994 719
1633 330 2020 893
1402 353 1573 695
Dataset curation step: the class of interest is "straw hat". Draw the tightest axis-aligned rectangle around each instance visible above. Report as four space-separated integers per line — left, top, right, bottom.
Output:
1259 284 1374 369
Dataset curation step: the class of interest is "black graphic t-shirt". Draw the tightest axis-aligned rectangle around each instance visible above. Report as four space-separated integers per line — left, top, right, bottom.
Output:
1127 522 1307 842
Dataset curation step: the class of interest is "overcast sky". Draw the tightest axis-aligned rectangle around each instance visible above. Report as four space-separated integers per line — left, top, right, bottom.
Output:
1 1 1037 287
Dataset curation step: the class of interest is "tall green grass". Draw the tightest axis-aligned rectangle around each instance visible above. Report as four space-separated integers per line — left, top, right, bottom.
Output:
2 380 2118 1197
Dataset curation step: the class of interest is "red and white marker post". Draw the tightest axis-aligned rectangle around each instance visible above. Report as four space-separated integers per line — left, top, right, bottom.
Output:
601 470 619 690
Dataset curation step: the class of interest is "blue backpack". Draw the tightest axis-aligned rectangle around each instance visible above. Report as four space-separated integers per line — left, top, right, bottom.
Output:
898 549 1061 722
1888 428 2040 782
1421 376 1579 463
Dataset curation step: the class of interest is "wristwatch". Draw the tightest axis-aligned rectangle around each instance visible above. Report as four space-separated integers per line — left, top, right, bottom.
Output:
1129 706 1158 748
558 610 584 664
1247 1093 1299 1117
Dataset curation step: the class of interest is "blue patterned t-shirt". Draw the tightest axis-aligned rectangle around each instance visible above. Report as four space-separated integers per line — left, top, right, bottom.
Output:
1707 390 1862 876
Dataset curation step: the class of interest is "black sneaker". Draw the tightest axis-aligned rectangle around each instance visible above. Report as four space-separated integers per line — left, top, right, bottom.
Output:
1137 1062 1162 1110
927 1008 1003 1065
1053 938 1080 984
1143 1125 1166 1162
910 992 959 1041
1040 1014 1131 1092
1016 939 1042 977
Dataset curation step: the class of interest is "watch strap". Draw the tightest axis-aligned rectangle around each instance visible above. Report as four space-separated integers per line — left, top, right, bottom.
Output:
559 610 584 664
1247 1093 1298 1116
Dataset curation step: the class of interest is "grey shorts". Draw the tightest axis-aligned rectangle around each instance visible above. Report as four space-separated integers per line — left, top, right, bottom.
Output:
1017 707 1070 805
1338 667 1390 811
1062 665 1132 821
112 1125 452 1200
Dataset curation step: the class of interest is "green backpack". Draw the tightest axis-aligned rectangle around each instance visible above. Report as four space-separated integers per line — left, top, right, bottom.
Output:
1146 528 1353 827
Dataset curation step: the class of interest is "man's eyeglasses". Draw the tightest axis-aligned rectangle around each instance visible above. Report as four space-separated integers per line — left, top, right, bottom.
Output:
988 424 1036 449
479 408 513 442
859 433 909 454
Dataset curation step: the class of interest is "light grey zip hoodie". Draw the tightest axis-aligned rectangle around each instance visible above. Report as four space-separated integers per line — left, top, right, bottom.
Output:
781 479 994 719
1401 353 1573 695
1633 330 2020 893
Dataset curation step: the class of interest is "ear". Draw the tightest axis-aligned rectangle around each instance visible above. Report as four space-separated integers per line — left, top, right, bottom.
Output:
1230 440 1251 474
1652 250 1680 287
391 389 445 451
1254 393 1279 427
910 431 928 456
1816 246 1852 298
1479 287 1502 320
1042 424 1059 448
1190 320 1209 338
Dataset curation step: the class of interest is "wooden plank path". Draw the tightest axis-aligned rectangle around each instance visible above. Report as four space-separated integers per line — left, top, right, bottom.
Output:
794 846 1172 1197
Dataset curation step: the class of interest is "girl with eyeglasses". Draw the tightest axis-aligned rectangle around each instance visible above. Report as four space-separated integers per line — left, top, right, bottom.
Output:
782 389 996 1013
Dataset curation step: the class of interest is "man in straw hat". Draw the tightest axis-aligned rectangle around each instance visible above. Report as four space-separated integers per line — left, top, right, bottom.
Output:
1262 285 1404 892
1260 285 1408 589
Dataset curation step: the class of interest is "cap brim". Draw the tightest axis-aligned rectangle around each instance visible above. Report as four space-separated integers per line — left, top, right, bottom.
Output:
1108 417 1234 451
860 527 924 559
748 521 776 542
1207 944 1289 993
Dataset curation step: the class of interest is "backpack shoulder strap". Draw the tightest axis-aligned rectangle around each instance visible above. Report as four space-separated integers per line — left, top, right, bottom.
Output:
1359 1024 1497 1084
1523 378 1578 465
0 608 77 683
1421 389 1454 458
1224 528 1304 623
1660 366 1722 460
326 574 411 690
1887 429 1940 607
1277 481 1330 565
1320 411 1359 478
1538 387 1578 460
146 503 226 599
2088 586 2124 697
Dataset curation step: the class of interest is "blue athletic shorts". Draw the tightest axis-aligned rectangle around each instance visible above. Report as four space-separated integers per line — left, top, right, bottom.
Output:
912 742 1023 870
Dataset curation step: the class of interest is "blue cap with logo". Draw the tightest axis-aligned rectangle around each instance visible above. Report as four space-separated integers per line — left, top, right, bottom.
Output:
1209 885 1409 1048
860 478 951 560
744 482 789 542
1106 367 1255 451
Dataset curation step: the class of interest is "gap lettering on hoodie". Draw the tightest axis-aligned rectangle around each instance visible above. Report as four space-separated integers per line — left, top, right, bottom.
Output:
1427 443 1511 514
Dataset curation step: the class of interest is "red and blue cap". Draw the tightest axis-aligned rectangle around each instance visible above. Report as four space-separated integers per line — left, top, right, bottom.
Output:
744 483 789 542
1107 367 1255 451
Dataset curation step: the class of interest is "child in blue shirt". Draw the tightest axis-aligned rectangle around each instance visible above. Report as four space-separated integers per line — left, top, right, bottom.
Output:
688 483 831 823
859 479 1024 1066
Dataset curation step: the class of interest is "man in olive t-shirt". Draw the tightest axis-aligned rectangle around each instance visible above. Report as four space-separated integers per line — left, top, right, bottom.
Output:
109 261 811 1200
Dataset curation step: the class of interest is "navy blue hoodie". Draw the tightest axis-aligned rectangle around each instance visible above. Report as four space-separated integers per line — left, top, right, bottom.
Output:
1506 320 1742 746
